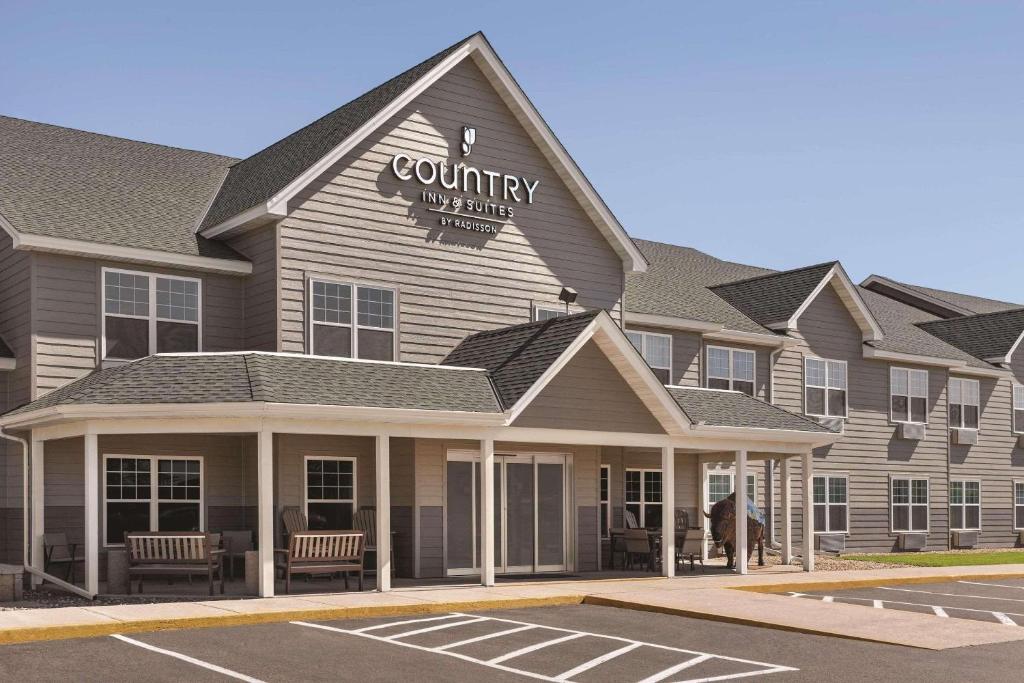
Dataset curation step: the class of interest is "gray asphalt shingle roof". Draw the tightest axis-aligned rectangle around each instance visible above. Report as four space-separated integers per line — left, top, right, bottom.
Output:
5 353 502 417
200 35 471 229
667 387 830 433
889 278 1021 316
0 115 243 261
918 309 1024 362
709 262 838 328
443 310 600 410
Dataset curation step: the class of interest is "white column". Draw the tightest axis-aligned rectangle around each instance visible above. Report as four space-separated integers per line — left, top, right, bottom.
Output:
30 438 44 587
699 463 709 562
375 434 391 592
83 433 99 595
802 450 815 572
661 444 675 577
257 428 275 597
735 450 748 575
480 438 495 587
780 457 792 566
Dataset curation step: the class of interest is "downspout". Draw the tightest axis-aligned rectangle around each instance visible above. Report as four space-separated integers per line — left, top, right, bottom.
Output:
766 344 785 547
0 428 29 570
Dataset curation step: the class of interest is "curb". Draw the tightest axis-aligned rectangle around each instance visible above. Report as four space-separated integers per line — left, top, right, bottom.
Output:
0 595 586 646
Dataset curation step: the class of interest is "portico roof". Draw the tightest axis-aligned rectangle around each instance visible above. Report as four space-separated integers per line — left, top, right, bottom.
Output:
667 387 831 434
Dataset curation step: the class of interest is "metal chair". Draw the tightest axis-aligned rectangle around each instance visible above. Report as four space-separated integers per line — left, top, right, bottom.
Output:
43 532 84 583
623 528 655 572
220 530 254 579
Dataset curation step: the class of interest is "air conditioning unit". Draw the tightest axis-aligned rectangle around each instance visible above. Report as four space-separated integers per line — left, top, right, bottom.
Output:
950 429 978 446
951 531 978 549
897 423 926 441
817 534 846 554
817 417 845 434
898 533 927 551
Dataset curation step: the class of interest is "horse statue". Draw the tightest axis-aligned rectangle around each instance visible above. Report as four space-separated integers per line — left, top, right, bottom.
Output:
703 492 766 569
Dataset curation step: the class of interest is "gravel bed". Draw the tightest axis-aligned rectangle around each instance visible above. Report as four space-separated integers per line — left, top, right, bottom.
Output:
0 587 234 611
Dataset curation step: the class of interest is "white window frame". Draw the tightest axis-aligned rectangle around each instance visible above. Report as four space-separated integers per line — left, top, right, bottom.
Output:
890 476 929 533
812 473 849 534
624 468 663 528
101 267 203 360
533 304 567 321
102 454 205 548
625 329 673 384
302 455 358 525
1013 384 1024 435
948 377 981 431
1014 480 1024 531
705 345 756 395
599 464 611 539
703 467 757 532
949 479 981 532
889 367 929 424
804 356 848 419
307 276 399 361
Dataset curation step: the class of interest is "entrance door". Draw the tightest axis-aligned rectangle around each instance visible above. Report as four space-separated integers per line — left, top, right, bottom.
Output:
445 451 568 576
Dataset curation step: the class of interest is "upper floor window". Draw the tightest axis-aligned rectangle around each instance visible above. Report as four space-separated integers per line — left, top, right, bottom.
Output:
309 279 396 361
707 346 755 396
103 269 200 360
534 306 565 321
1014 385 1024 434
948 378 980 430
805 357 847 418
625 330 672 384
890 367 928 424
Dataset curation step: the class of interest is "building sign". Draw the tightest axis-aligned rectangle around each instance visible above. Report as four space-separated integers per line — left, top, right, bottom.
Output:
390 126 539 235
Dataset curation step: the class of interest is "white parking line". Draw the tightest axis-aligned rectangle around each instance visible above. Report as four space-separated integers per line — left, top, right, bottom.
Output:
354 613 463 633
959 580 1024 590
789 592 1024 625
110 634 265 682
386 616 488 640
873 600 884 609
878 586 1024 603
292 612 797 682
932 606 948 618
993 612 1017 626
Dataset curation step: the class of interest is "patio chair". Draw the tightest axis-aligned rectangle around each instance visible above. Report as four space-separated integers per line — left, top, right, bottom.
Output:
282 506 308 536
623 528 655 572
220 530 254 580
43 532 84 583
624 509 641 529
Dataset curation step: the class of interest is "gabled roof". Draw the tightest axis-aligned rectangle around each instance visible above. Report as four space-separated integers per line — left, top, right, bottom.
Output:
667 387 830 433
0 115 248 273
918 309 1024 364
197 32 647 272
863 274 1021 318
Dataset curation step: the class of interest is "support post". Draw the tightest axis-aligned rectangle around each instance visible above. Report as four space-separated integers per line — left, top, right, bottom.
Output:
480 438 495 587
735 450 748 575
257 428 275 597
780 457 792 566
375 434 391 591
802 450 815 572
83 433 99 595
661 444 675 577
30 437 44 587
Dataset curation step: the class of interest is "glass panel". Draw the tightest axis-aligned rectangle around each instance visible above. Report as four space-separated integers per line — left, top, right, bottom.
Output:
599 468 609 502
806 387 825 416
813 476 826 504
357 328 394 361
644 335 670 370
107 502 150 544
964 405 979 429
892 479 909 505
827 389 846 417
827 361 847 389
891 395 908 422
356 287 394 329
829 505 847 533
625 331 643 352
1015 410 1024 433
625 471 641 503
949 404 962 428
893 505 909 531
1016 505 1024 530
158 502 200 532
625 503 642 527
104 271 149 316
652 367 671 385
308 502 353 530
813 504 827 531
708 474 731 504
829 477 847 504
644 471 662 503
949 481 963 505
965 482 980 505
155 277 199 322
734 351 754 381
505 461 535 567
643 504 662 529
911 480 928 504
537 462 564 566
708 347 731 379
708 378 731 391
910 370 928 398
313 323 352 357
966 506 980 529
911 505 928 531
734 380 754 397
805 358 826 387
156 321 198 353
910 397 927 423
105 316 149 359
950 506 963 530
311 281 351 325
445 461 474 570
949 379 962 405
535 308 563 321
891 368 908 395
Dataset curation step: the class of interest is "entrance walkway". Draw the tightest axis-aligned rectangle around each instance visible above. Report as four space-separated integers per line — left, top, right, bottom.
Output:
3 565 1024 650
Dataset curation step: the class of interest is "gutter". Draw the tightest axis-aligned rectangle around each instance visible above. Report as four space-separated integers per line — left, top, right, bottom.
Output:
0 428 29 570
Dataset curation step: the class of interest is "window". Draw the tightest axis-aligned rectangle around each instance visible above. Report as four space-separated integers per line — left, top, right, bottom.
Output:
1014 482 1024 530
949 378 980 430
104 455 202 546
309 279 396 361
949 480 981 531
625 330 672 384
599 465 611 539
1014 385 1024 434
706 471 757 506
890 367 928 424
103 269 200 360
305 457 356 530
625 469 662 529
805 357 847 418
813 475 848 533
891 477 928 532
534 306 566 321
707 346 756 396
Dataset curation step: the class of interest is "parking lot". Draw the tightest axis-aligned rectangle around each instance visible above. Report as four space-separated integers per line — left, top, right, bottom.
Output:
4 603 1024 682
790 577 1024 626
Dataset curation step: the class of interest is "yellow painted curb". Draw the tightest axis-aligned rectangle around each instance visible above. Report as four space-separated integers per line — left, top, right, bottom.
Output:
0 595 585 646
732 571 1024 595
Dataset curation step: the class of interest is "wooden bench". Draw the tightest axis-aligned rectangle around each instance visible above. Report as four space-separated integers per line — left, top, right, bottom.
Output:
275 531 365 594
125 532 225 596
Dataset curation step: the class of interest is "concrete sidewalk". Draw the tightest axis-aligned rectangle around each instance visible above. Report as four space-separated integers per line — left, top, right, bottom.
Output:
3 565 1024 650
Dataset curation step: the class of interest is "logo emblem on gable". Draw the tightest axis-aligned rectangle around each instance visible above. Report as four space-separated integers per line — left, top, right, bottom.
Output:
461 126 476 156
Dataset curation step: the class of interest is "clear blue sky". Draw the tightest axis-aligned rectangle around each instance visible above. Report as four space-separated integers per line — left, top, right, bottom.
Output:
3 2 1021 302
